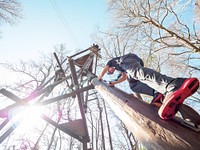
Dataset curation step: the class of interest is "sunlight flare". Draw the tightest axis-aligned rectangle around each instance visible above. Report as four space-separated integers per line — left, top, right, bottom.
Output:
11 104 44 132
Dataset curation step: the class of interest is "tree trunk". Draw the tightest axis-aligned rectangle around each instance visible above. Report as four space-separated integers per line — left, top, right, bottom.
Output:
91 78 200 150
97 99 106 150
102 99 113 150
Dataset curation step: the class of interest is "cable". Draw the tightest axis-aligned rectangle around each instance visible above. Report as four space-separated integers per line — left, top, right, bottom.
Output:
50 0 81 48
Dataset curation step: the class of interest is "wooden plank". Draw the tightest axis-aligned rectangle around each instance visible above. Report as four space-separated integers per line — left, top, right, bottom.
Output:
41 114 88 142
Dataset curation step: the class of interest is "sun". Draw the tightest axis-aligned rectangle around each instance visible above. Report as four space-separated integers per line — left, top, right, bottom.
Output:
10 104 45 134
21 105 43 124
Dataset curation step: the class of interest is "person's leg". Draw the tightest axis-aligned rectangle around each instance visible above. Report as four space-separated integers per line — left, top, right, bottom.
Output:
129 78 164 105
129 78 154 96
121 55 173 94
121 54 199 119
158 77 199 119
122 54 199 94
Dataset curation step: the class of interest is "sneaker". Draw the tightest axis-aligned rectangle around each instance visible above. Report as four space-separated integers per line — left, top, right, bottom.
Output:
151 93 165 103
158 78 199 120
151 93 164 107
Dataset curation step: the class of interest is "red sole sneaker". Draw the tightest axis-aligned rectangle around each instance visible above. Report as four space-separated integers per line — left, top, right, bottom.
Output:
158 78 199 120
151 93 165 104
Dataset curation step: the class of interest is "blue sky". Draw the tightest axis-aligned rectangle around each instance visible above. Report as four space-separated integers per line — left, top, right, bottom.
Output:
0 0 108 62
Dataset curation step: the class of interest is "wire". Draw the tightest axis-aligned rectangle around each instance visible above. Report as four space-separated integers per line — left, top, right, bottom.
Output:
50 0 81 48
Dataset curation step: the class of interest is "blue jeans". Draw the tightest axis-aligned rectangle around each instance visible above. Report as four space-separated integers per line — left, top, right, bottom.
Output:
121 53 174 94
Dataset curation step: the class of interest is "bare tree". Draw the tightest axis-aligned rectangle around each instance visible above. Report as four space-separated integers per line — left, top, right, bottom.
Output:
0 0 22 25
0 44 82 149
121 122 138 150
194 1 200 32
102 98 113 150
107 0 200 52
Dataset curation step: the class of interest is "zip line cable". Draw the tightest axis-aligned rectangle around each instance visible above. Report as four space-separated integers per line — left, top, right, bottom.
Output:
50 0 81 48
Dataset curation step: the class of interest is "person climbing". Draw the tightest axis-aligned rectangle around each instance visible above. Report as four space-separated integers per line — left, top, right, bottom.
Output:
98 53 199 119
99 56 164 107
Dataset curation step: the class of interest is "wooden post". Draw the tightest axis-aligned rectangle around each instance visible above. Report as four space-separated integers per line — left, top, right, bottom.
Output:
68 58 90 142
83 142 87 150
91 78 200 150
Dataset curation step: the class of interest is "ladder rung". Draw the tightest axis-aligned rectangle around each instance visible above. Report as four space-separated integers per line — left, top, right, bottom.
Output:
88 92 97 96
88 98 98 102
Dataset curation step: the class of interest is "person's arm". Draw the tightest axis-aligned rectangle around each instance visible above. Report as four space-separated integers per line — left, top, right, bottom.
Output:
109 72 127 86
98 66 109 81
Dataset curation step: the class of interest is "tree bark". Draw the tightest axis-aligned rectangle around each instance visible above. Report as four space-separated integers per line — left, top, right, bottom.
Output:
91 78 200 150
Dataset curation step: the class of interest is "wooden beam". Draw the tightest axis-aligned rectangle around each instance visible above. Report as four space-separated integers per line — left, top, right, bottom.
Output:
68 58 90 142
0 117 22 144
39 85 93 106
91 78 200 150
0 89 26 104
83 142 87 150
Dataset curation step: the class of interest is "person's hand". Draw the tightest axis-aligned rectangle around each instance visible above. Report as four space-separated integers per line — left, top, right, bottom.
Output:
98 77 102 81
108 82 115 87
